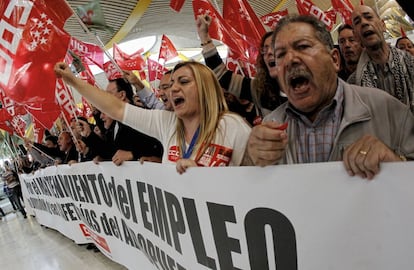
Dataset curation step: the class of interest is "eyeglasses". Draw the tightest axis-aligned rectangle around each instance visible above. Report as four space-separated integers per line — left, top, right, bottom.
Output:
260 45 273 55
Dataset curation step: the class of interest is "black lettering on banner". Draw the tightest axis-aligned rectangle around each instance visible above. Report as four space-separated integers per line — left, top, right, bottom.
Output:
60 203 78 221
50 175 66 198
100 213 123 241
85 174 101 205
147 184 172 245
121 219 187 270
35 177 52 196
75 205 101 233
23 180 35 194
245 208 297 270
98 173 112 207
137 181 152 231
208 202 240 270
120 179 137 223
106 177 137 222
184 198 217 270
165 191 186 254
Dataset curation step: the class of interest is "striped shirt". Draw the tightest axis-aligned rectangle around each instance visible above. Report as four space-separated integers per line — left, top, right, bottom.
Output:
286 84 344 163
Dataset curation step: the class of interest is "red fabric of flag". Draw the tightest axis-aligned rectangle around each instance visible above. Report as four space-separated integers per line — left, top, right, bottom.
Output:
0 0 73 104
55 79 79 122
170 0 186 12
158 35 178 62
0 108 13 134
222 0 266 63
81 97 93 119
260 9 289 29
400 26 407 37
69 37 104 69
331 0 354 25
0 89 26 117
113 43 146 71
147 58 168 82
103 61 123 81
27 105 60 131
32 115 46 143
193 0 249 60
295 0 336 31
223 0 265 43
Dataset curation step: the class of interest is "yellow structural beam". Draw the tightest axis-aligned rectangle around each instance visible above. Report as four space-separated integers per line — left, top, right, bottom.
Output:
105 0 152 49
273 0 288 12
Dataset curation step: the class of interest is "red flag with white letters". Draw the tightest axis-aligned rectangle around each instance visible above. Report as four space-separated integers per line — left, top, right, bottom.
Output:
193 0 249 61
295 0 336 31
147 58 168 82
103 61 123 80
0 0 73 104
223 0 266 43
158 35 178 63
261 10 289 29
331 0 354 25
223 0 266 65
113 43 145 71
55 79 79 122
0 108 14 134
69 37 104 69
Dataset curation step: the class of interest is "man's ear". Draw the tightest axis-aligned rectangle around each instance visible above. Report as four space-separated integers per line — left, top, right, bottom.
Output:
119 90 127 100
331 48 341 73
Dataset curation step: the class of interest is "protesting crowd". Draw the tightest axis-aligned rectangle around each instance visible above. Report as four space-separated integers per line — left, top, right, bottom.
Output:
1 2 414 217
0 1 413 269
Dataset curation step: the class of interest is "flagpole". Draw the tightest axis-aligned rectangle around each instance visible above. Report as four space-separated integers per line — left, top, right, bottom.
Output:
65 0 123 74
212 0 222 15
13 134 57 162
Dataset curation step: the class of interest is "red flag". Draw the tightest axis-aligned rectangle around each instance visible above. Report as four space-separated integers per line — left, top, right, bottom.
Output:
193 0 249 60
331 0 354 25
147 58 168 82
27 104 60 131
260 10 289 29
32 115 46 143
295 0 336 31
113 43 146 71
55 79 79 122
0 109 14 134
170 0 186 12
103 61 123 80
0 0 73 104
0 89 26 117
9 115 26 137
158 35 179 63
222 0 266 63
69 37 104 68
81 97 93 119
400 26 407 37
223 0 266 43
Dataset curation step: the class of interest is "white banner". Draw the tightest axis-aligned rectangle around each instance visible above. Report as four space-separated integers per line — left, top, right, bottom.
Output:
20 161 414 270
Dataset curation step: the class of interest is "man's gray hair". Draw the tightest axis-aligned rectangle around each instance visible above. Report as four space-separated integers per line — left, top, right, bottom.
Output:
272 15 335 50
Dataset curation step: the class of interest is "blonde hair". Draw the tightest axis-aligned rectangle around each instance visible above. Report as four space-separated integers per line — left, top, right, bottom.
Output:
172 61 228 160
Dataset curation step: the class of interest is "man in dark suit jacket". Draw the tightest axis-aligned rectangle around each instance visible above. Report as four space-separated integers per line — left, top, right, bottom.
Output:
97 78 163 165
